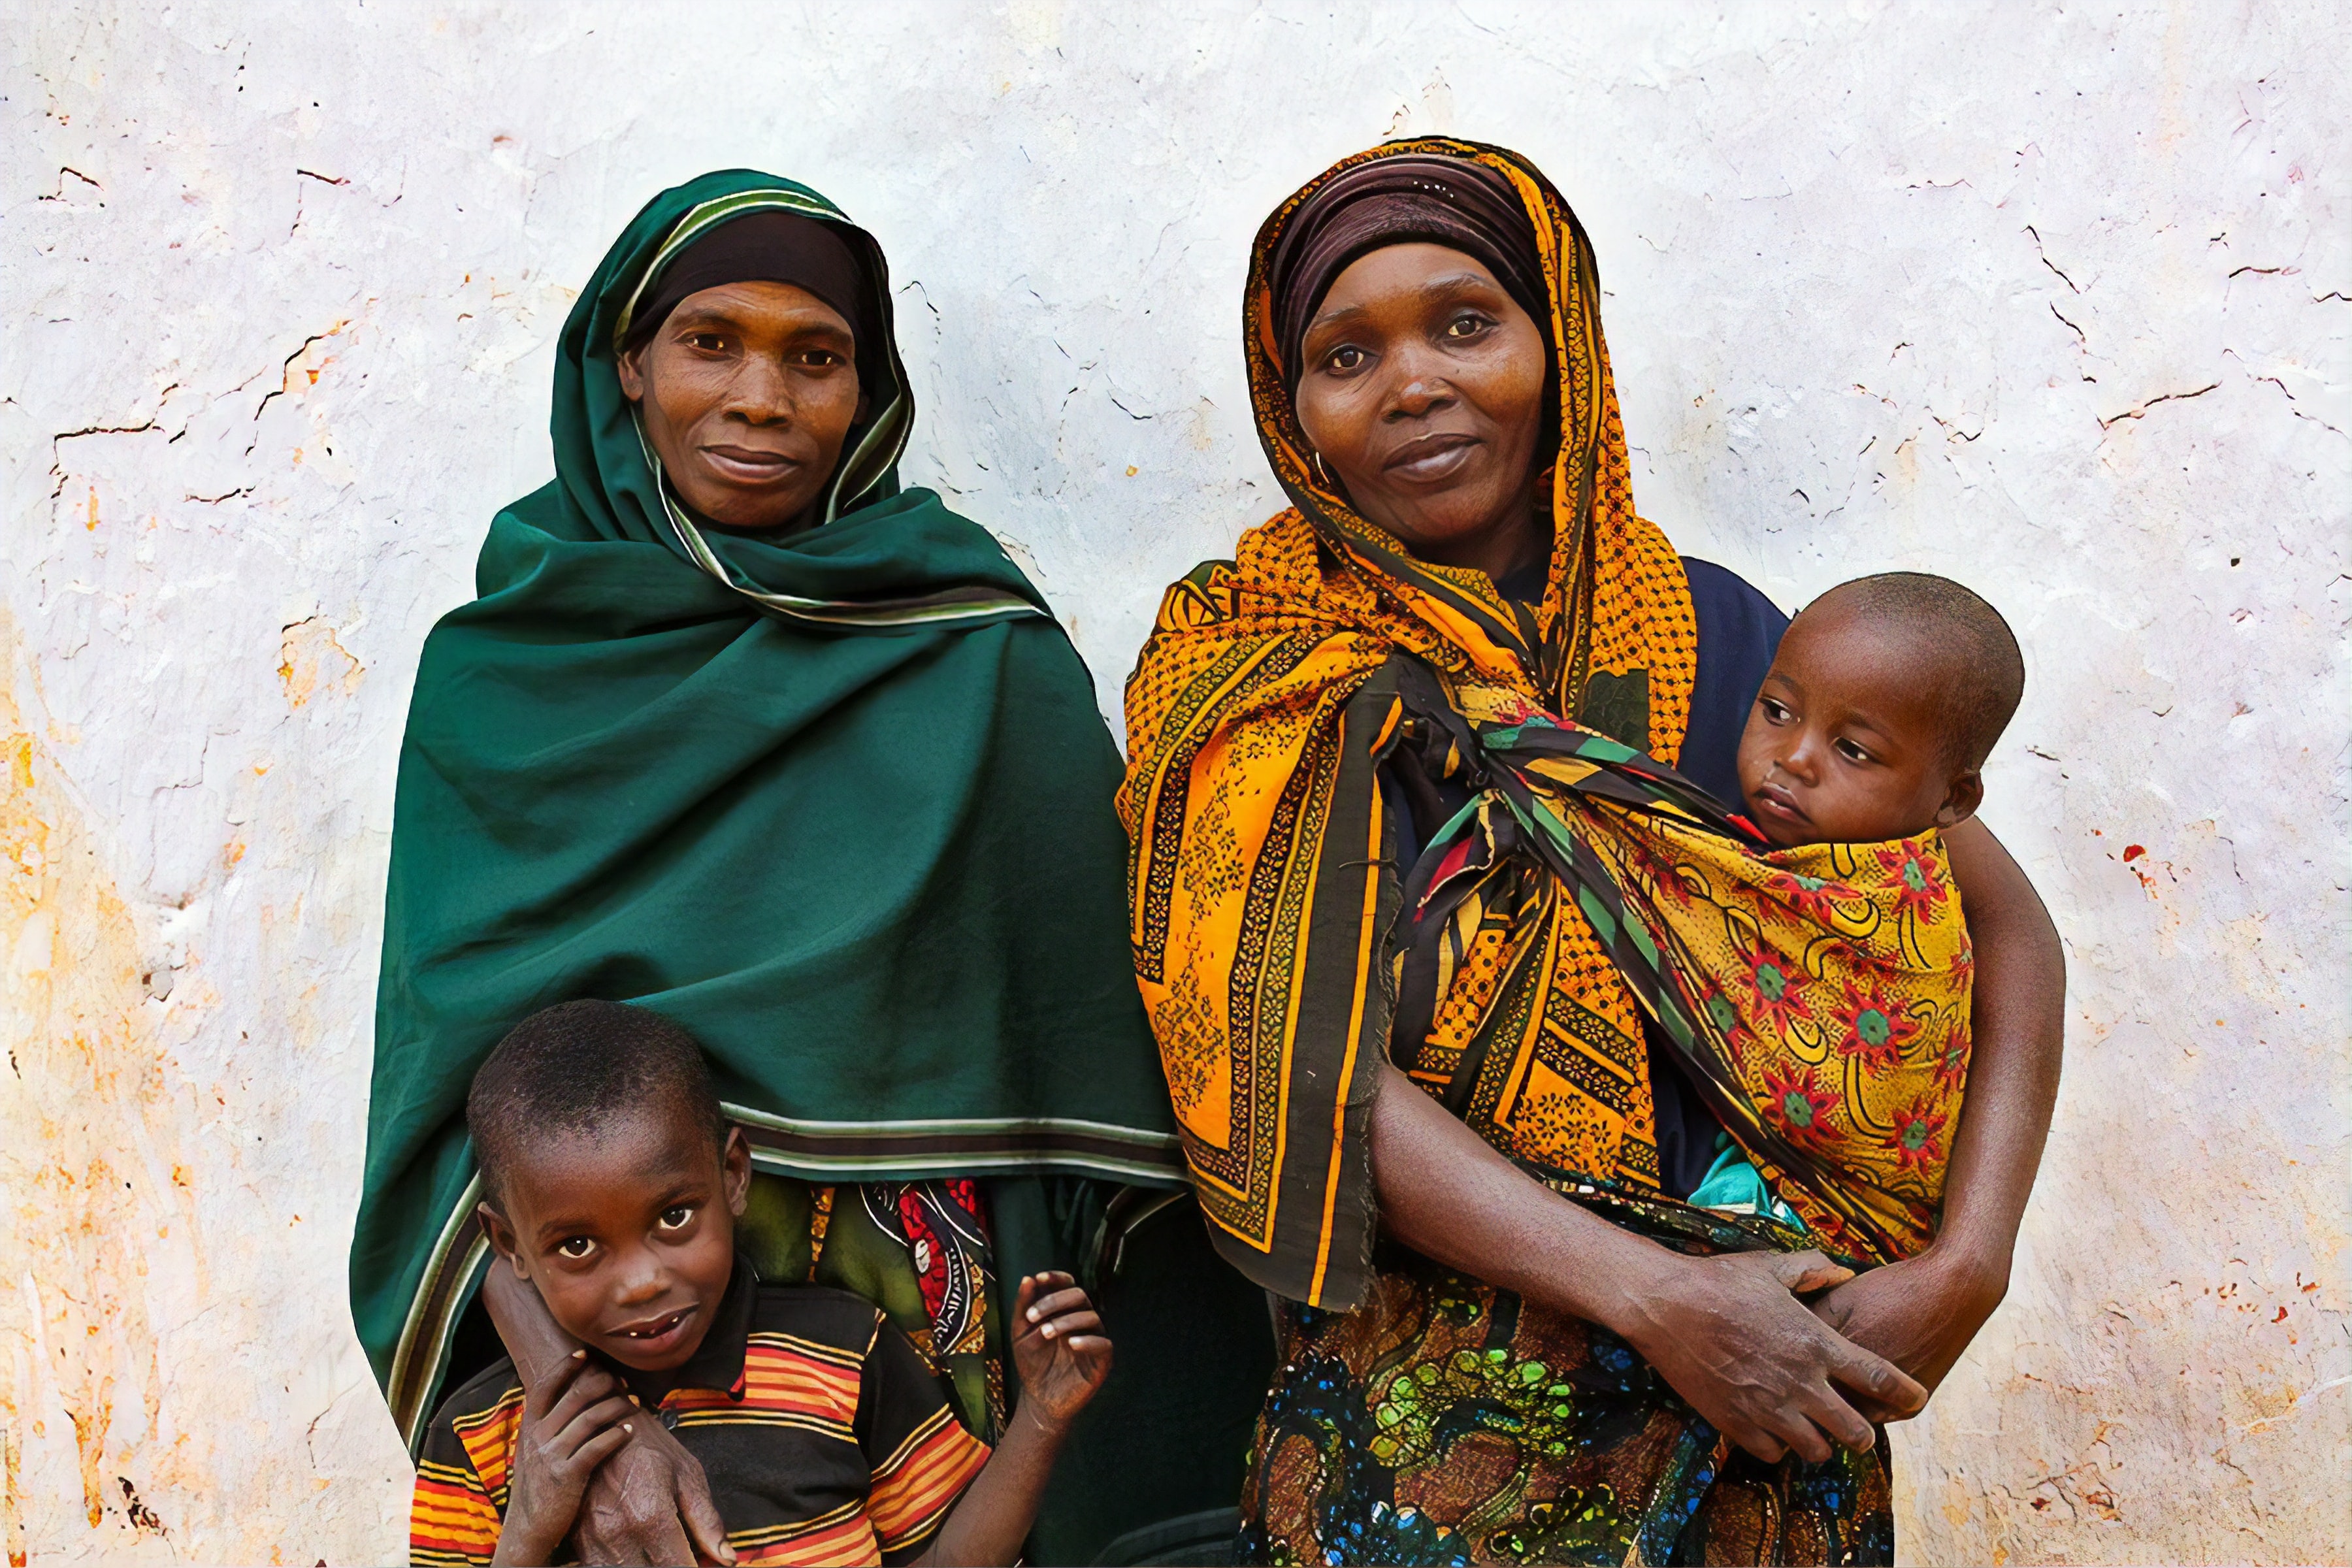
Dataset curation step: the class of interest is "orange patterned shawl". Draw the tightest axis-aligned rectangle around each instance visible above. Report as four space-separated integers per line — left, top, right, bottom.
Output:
1118 139 1968 1309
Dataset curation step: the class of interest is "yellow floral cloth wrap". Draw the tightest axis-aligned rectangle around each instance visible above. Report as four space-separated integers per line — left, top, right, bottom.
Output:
1119 138 1972 1311
1411 667 1973 1267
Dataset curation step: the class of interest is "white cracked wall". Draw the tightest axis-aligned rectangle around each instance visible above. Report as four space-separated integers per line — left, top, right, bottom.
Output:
5 1 2346 1562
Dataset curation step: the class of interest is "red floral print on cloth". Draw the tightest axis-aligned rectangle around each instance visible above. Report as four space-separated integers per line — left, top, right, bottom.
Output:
1761 868 1858 926
1759 1064 1840 1152
1736 941 1811 1034
1889 1099 1949 1174
1874 838 1950 924
1831 971 1920 1074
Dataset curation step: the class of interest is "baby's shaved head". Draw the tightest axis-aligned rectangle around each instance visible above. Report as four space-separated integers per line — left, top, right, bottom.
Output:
1805 572 2024 772
466 999 726 1209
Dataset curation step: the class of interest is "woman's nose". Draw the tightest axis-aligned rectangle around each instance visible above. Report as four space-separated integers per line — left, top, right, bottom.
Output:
1382 343 1454 417
727 353 796 423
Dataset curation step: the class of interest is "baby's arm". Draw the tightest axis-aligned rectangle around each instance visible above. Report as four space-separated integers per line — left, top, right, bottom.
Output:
914 1273 1111 1567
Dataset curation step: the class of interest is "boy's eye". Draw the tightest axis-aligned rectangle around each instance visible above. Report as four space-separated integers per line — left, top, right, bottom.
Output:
657 1205 695 1230
555 1237 595 1260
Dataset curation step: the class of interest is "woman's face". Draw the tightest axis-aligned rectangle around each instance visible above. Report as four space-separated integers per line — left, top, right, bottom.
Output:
617 280 864 531
1292 243 1550 578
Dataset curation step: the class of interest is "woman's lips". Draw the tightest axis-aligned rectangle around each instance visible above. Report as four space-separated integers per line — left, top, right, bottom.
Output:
1382 432 1479 483
700 445 800 484
608 1305 696 1354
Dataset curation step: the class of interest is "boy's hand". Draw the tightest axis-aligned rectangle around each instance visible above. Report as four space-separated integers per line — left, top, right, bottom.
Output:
1008 1272 1111 1431
493 1349 638 1566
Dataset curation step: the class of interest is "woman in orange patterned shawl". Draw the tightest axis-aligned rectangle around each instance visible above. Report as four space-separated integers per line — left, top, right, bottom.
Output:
1119 140 2065 1565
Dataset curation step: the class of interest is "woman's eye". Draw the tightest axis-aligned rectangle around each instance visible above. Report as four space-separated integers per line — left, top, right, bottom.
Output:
658 1206 694 1230
1445 313 1490 339
556 1237 595 1260
1326 345 1364 372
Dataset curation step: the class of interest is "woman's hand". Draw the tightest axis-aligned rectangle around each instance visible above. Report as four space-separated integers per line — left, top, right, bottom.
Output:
476 1260 736 1566
1370 1062 1923 1465
1614 1248 1926 1464
1009 1271 1113 1431
1808 1245 2007 1423
490 1350 638 1567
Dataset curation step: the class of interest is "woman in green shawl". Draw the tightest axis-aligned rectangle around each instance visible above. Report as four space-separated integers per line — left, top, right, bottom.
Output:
353 171 1271 1565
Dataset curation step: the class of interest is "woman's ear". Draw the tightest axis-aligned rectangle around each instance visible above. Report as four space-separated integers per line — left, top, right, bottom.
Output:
616 343 649 404
477 1200 528 1277
722 1126 752 1217
1935 770 1985 829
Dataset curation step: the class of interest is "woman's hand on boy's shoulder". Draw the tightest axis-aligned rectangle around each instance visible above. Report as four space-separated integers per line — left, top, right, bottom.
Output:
1008 1272 1112 1432
491 1349 639 1567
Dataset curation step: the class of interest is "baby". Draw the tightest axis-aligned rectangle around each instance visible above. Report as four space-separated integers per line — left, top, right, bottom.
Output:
1735 571 2025 849
410 1000 1107 1568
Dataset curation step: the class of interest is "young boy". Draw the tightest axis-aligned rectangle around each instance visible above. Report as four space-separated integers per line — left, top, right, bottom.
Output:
409 1000 1109 1567
1735 570 2025 849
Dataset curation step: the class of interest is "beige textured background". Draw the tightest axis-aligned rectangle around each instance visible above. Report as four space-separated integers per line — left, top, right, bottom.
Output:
5 1 2346 1562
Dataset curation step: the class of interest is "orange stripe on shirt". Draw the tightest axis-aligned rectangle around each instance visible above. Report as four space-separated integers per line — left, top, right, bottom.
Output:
409 1468 498 1565
866 1410 990 1550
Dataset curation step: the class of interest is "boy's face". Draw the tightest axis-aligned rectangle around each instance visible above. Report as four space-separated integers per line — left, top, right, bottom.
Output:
1735 602 1982 849
480 1106 751 1373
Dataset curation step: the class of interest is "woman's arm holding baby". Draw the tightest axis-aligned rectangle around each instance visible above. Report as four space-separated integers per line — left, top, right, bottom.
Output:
1810 818 2065 1417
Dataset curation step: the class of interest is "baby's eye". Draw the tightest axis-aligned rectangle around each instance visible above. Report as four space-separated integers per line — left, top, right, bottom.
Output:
555 1236 595 1260
1759 697 1791 722
657 1205 695 1231
1833 738 1875 764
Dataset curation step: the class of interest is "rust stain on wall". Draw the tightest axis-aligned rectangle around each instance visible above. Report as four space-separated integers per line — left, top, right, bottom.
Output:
0 614 197 1558
276 617 364 710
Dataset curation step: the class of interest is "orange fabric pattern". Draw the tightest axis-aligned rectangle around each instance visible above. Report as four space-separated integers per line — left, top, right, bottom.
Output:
1119 137 1700 1308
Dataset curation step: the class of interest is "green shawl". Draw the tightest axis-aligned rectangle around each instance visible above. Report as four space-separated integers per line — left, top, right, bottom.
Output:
350 170 1183 1445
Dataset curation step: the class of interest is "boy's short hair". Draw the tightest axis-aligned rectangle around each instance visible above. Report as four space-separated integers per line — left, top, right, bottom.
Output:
1812 572 2026 773
466 999 727 1208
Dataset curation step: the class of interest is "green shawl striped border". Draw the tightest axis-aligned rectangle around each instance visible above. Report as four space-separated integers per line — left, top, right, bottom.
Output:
380 1106 1186 1452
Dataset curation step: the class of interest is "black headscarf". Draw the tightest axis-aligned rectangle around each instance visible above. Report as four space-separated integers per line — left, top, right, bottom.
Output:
1266 154 1553 384
622 209 892 417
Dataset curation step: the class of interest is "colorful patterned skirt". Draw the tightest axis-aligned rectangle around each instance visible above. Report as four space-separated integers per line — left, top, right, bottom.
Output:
1236 1243 1894 1567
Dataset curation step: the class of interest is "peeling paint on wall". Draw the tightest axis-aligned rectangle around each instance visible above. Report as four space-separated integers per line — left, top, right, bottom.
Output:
3 2 2345 1563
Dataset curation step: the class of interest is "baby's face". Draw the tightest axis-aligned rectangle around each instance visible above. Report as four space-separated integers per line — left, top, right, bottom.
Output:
1735 604 1980 848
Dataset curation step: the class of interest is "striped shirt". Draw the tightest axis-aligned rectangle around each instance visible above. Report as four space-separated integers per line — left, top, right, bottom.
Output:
410 1269 990 1566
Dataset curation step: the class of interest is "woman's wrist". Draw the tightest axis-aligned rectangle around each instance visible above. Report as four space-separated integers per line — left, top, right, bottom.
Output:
1522 1207 1686 1345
